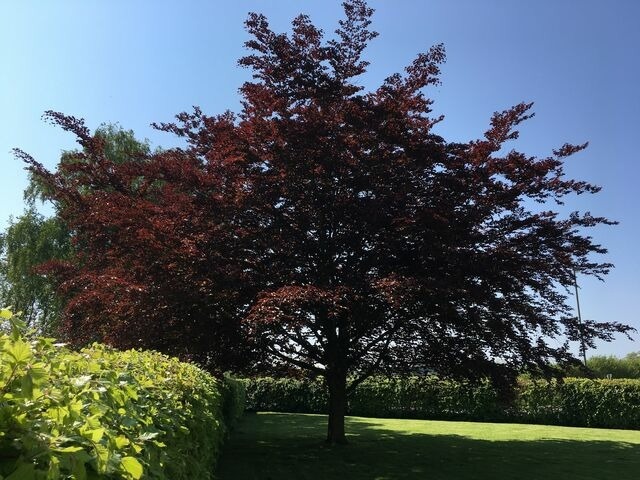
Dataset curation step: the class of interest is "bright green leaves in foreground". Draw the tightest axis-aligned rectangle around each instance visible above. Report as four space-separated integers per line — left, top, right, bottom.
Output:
120 457 143 480
0 307 244 479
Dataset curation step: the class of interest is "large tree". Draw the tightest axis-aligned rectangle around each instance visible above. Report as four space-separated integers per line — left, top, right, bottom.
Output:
20 1 632 443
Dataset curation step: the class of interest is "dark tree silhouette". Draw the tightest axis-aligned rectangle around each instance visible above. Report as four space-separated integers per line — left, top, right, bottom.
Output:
20 0 633 444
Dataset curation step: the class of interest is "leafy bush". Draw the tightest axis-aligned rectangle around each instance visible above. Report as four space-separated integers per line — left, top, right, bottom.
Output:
244 375 640 429
0 308 244 479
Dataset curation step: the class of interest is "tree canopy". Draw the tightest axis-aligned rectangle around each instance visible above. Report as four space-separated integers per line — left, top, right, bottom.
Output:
18 0 633 443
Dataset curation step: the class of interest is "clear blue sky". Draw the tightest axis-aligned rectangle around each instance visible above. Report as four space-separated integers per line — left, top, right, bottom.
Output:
1 1 638 356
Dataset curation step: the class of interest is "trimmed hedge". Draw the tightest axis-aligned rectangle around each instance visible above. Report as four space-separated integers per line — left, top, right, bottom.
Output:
221 374 247 427
0 308 244 479
244 375 640 429
516 378 640 429
245 376 329 414
349 376 503 421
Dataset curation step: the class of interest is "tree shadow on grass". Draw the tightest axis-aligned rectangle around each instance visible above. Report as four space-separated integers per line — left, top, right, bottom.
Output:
216 413 640 480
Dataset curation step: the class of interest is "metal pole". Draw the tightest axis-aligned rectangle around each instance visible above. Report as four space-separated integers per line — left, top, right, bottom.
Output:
573 269 587 365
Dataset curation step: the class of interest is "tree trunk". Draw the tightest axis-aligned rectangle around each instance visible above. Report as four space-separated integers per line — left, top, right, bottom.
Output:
326 370 348 445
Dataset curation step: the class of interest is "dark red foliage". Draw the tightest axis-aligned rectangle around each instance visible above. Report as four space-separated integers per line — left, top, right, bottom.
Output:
21 0 633 443
16 115 254 370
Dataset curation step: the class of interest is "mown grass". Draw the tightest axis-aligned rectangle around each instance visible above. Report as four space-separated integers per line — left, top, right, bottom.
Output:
216 412 640 480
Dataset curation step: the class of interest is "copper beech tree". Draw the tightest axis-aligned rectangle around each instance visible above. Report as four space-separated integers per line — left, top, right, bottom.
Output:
20 1 632 444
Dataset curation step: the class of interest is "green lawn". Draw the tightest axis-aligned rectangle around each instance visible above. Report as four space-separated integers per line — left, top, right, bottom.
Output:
216 412 640 480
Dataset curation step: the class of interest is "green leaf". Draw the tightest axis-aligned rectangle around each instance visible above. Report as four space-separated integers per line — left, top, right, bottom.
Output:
70 455 88 480
121 457 143 479
93 444 110 473
113 435 129 449
27 363 48 384
21 374 33 399
0 308 12 320
124 384 138 400
88 428 105 443
70 400 84 415
5 462 36 480
5 340 31 363
53 445 84 453
46 406 69 423
47 455 61 479
7 316 26 340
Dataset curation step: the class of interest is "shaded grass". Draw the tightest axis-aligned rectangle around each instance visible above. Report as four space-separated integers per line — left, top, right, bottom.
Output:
216 412 640 479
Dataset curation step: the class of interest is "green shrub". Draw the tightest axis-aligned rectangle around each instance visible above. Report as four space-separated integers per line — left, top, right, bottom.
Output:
244 375 640 429
0 307 244 479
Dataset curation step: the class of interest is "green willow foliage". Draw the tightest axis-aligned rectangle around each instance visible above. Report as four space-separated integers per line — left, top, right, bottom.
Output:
244 376 640 429
0 308 244 480
0 210 71 334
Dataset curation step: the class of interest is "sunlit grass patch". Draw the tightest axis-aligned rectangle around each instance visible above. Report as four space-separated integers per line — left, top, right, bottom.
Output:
217 412 640 480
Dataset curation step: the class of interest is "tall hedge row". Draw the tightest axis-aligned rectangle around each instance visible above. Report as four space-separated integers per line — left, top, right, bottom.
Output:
244 376 640 429
516 378 640 429
0 308 244 480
